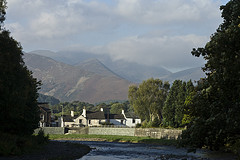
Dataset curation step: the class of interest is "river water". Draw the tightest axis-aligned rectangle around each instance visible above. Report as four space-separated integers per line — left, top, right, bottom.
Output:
72 141 235 160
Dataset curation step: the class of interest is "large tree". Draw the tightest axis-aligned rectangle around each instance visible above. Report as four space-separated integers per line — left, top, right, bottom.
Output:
0 0 7 30
163 80 194 128
0 2 40 135
128 78 169 124
181 0 240 150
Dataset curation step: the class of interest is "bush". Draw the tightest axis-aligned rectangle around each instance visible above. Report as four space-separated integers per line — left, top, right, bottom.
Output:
36 129 49 145
0 130 49 156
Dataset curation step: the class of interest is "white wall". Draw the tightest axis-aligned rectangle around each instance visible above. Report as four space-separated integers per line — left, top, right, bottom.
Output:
126 118 141 127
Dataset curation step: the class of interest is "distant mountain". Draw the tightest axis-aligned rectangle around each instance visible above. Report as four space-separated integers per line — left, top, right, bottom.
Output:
159 67 206 83
29 50 172 82
75 58 121 78
24 53 132 103
102 60 171 82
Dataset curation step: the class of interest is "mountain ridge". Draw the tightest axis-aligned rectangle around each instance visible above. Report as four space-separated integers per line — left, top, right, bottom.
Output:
24 53 132 103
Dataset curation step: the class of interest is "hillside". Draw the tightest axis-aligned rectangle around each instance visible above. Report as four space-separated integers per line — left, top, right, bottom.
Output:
24 53 132 103
29 50 172 82
159 67 206 83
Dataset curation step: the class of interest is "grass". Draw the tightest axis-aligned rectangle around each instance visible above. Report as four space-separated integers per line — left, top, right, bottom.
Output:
49 134 178 146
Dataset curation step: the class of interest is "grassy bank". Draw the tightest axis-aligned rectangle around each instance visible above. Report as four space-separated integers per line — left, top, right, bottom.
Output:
49 134 178 146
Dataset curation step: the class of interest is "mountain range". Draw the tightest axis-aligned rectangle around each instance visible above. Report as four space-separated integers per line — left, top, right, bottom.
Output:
24 50 205 103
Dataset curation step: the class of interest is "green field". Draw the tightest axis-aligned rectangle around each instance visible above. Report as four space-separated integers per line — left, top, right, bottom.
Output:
49 134 178 146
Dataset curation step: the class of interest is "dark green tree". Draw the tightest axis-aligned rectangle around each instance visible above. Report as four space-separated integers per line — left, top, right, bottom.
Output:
162 80 181 127
181 0 240 150
0 3 40 136
110 103 124 114
162 80 193 127
174 81 186 127
0 0 7 30
0 31 40 136
128 78 170 124
182 80 195 125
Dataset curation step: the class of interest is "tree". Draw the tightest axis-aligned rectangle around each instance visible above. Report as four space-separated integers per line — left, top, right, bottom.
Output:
162 80 193 128
0 13 40 135
182 80 195 125
181 0 240 150
110 103 124 114
128 78 170 125
0 0 7 30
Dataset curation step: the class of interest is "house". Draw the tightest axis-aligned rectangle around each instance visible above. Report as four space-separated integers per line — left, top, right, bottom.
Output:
75 108 106 127
38 102 51 127
122 110 141 127
107 113 126 125
59 111 78 127
59 108 141 127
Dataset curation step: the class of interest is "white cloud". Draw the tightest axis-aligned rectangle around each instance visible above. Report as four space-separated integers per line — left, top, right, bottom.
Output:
115 0 220 25
89 34 208 70
5 0 224 70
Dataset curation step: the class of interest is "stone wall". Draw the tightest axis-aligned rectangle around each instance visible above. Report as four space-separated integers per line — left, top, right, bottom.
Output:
34 127 65 135
134 128 182 139
89 127 135 136
34 127 182 139
68 127 89 134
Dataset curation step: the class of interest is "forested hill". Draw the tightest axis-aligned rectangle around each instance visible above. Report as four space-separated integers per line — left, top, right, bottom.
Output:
37 94 60 105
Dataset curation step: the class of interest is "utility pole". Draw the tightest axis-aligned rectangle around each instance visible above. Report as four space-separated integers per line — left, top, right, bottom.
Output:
61 105 64 127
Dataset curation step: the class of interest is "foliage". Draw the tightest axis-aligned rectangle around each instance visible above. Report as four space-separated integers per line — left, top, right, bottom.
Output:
110 103 125 114
50 100 133 117
0 0 7 29
0 131 49 156
181 0 240 151
128 78 170 125
38 93 60 105
162 80 194 128
50 101 95 116
0 30 40 136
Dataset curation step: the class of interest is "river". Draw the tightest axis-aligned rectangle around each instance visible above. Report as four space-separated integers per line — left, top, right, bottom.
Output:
71 141 235 160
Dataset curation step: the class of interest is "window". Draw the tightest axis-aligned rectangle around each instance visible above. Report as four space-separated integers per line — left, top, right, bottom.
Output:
89 120 91 124
79 119 82 124
40 114 44 120
121 120 123 124
132 119 135 123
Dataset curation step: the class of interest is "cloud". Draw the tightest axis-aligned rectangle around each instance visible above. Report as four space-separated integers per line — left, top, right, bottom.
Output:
88 34 208 70
116 0 220 25
5 0 224 70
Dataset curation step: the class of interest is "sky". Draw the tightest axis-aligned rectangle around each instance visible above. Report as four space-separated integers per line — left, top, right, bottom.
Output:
5 0 229 72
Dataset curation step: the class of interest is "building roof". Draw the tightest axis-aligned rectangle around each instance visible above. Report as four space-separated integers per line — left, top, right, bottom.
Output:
39 106 51 113
106 114 125 120
124 112 140 119
63 115 74 122
86 111 105 120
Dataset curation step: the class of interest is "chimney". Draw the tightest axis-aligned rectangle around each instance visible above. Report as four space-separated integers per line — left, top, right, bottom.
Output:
100 108 104 112
82 107 86 117
71 111 74 117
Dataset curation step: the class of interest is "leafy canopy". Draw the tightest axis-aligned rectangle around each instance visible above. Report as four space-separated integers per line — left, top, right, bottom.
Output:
181 0 240 150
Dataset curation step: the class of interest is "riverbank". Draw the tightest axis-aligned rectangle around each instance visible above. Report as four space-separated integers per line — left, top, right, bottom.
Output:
0 141 91 160
49 134 178 146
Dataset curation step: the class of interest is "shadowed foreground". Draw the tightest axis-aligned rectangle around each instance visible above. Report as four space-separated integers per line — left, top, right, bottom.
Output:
0 141 91 160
